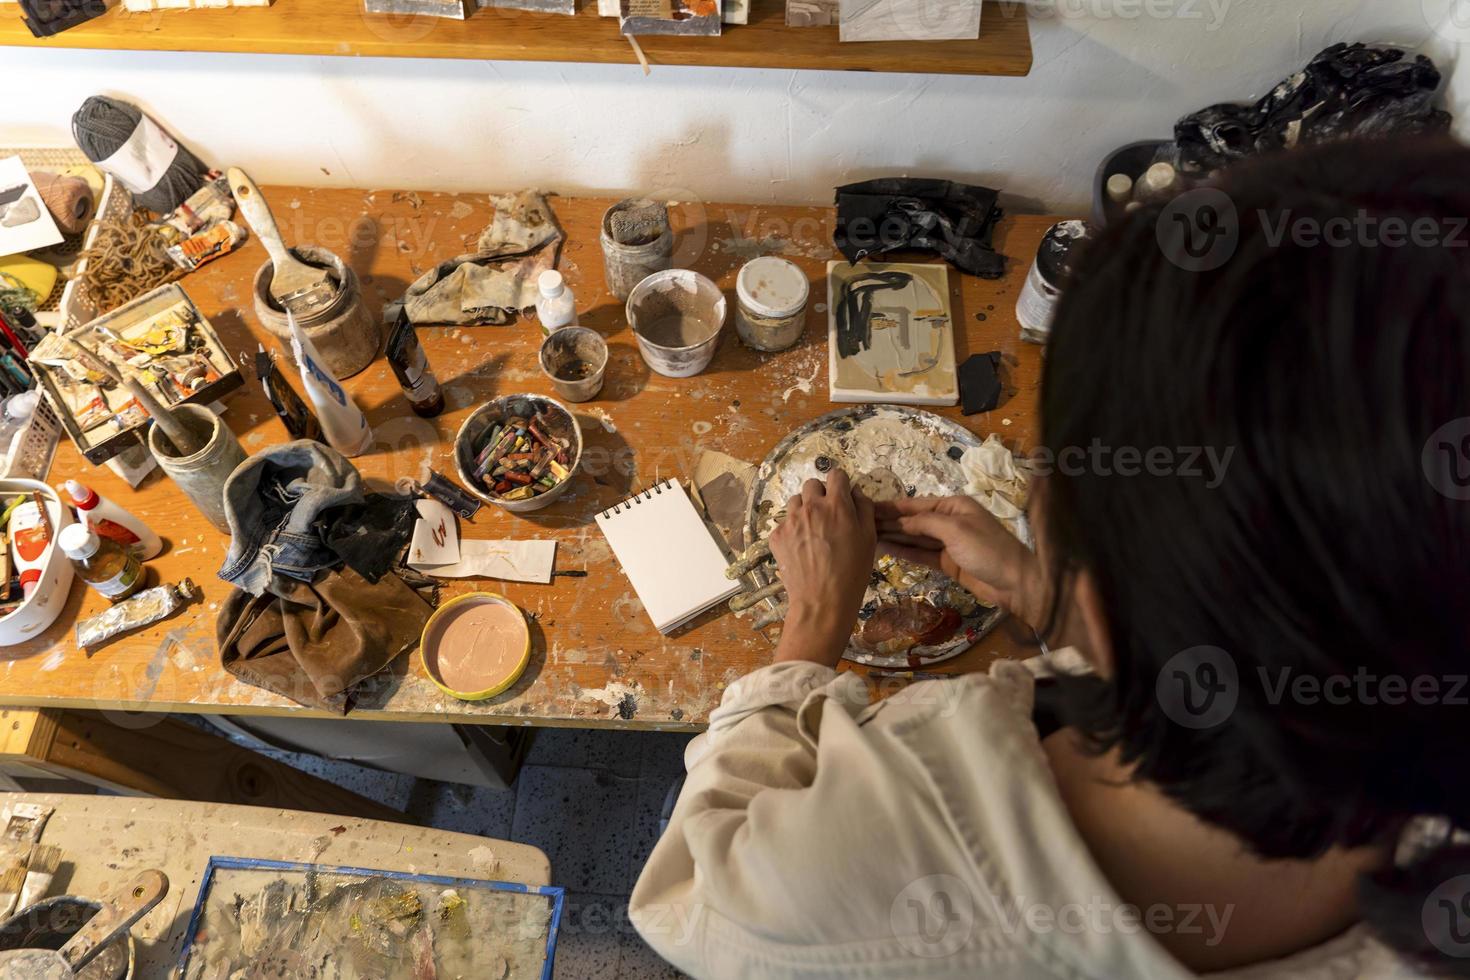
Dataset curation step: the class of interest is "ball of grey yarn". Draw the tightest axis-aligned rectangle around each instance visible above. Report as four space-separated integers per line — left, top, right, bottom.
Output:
71 95 209 214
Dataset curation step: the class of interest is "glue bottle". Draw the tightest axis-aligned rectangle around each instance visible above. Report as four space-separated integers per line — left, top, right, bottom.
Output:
535 271 578 336
58 523 145 602
61 479 162 561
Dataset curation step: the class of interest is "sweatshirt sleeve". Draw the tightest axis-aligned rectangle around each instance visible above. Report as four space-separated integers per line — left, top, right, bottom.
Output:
627 659 880 976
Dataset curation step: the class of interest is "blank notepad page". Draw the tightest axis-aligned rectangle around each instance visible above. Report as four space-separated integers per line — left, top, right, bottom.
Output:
595 480 742 634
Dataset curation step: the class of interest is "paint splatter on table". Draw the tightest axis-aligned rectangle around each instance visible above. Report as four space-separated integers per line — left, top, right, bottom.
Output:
0 190 1056 729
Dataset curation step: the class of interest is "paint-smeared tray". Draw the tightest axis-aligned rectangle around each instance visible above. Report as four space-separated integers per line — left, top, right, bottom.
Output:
744 405 1030 669
176 857 564 980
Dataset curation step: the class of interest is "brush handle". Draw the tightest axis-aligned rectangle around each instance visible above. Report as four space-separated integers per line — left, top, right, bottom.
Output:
125 378 202 456
59 870 168 973
227 167 294 274
730 579 786 613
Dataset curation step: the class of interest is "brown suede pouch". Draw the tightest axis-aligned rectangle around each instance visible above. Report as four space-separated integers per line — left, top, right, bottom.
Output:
217 565 431 712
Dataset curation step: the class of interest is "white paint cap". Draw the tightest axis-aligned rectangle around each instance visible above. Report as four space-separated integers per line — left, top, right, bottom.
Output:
538 270 565 298
736 256 809 320
58 522 100 561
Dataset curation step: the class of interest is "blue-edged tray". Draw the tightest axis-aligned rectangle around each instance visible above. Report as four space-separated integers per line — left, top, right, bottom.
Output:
175 856 565 979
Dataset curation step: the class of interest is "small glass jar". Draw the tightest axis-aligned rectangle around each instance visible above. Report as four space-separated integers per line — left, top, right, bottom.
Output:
734 256 809 352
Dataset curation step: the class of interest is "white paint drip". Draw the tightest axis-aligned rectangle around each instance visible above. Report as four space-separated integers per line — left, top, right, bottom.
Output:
40 649 64 672
782 363 820 402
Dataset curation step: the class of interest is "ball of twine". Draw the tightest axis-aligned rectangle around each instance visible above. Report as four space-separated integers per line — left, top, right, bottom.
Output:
71 95 209 214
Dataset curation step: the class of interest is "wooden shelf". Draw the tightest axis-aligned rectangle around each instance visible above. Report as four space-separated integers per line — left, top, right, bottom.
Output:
0 0 1030 75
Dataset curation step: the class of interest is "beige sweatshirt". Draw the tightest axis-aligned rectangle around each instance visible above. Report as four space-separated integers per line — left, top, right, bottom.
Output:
629 655 1409 979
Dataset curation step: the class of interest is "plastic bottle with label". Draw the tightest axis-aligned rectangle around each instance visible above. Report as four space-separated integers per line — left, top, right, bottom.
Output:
58 523 145 602
61 479 162 560
535 271 578 336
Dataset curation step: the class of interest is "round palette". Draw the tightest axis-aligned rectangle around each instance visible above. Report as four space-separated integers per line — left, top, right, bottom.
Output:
420 592 531 700
744 405 1030 669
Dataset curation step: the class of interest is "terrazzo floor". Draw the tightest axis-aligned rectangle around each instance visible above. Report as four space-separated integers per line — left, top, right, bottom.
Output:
253 725 694 980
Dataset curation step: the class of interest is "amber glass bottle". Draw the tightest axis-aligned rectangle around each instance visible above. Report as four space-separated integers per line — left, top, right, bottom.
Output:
57 523 144 602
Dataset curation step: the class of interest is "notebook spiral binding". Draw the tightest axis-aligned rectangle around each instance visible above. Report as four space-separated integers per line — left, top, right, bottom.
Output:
599 479 671 520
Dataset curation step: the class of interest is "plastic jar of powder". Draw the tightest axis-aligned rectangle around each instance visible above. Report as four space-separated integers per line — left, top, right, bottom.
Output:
734 256 809 352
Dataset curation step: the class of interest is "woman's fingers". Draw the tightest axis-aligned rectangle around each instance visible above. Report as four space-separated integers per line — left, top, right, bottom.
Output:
878 540 944 571
873 496 950 520
851 486 875 529
877 530 944 550
893 511 960 545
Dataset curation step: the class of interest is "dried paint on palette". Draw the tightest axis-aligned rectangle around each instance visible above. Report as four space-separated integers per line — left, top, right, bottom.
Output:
826 261 958 407
180 864 556 979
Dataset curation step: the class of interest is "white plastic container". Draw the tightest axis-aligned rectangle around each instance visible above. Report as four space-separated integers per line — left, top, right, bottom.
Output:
61 479 163 560
535 270 578 336
0 479 75 646
734 256 809 352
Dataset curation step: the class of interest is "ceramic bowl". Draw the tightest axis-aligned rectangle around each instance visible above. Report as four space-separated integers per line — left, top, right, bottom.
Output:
419 592 531 701
453 394 584 513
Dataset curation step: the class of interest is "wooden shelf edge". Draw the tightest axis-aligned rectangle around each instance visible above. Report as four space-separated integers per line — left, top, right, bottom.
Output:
0 0 1031 76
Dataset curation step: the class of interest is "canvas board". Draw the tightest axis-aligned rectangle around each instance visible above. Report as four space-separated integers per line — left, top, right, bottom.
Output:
826 260 958 406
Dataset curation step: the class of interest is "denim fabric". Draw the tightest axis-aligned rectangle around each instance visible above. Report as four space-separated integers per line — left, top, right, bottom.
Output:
218 440 364 596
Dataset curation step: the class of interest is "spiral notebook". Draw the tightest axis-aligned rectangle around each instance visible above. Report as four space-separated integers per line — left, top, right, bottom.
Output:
595 479 742 634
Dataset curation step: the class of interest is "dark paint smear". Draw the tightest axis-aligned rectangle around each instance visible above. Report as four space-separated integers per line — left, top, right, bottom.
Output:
618 692 639 719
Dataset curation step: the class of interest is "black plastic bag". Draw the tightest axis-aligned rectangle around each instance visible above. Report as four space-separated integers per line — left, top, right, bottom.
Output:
1173 42 1450 173
834 177 1006 279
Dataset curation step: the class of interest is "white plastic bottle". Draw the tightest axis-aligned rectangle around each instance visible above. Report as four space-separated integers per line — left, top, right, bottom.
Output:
61 479 163 561
535 270 578 336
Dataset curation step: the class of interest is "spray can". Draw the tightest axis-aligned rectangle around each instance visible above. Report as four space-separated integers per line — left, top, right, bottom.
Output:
1016 220 1094 345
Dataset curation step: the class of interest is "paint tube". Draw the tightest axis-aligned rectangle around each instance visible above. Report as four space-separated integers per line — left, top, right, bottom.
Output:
6 493 51 599
76 577 198 650
384 310 444 418
422 470 482 519
288 311 372 457
255 345 322 442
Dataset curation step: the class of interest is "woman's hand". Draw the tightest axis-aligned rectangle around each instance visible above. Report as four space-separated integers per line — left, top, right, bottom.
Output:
769 470 876 668
876 496 1046 629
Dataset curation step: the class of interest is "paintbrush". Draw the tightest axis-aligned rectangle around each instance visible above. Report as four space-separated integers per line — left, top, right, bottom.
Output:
122 375 203 456
0 864 24 919
228 168 338 316
18 844 59 909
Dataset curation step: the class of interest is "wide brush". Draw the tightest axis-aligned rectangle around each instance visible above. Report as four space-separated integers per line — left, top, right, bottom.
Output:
227 167 337 317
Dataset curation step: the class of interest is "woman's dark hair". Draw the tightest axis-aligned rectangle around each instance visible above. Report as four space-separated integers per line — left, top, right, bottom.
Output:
1041 136 1470 970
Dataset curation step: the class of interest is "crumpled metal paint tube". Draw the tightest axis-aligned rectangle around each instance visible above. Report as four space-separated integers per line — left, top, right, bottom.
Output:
75 578 199 651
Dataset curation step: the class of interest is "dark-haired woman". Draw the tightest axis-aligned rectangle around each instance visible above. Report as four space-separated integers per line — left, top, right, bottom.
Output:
629 137 1470 978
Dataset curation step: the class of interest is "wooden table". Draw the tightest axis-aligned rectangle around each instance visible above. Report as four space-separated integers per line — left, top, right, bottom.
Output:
9 793 550 975
1 189 1052 730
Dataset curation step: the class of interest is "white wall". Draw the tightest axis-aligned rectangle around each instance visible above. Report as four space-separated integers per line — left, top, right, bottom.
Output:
3 0 1466 211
